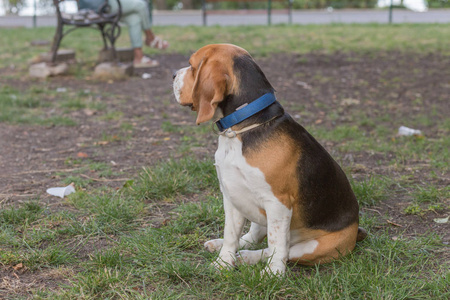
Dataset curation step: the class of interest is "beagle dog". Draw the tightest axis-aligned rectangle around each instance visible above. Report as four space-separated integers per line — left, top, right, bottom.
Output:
173 44 366 275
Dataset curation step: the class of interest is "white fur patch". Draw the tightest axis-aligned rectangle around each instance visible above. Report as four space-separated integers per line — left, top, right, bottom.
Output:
288 239 319 260
173 67 188 103
215 136 281 226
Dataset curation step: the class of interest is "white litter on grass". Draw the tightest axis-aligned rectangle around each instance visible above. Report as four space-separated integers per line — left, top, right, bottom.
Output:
46 183 75 198
142 73 152 79
398 126 422 136
433 216 449 224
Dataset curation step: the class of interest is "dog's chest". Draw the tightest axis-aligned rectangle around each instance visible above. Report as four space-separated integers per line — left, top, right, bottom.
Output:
214 136 276 225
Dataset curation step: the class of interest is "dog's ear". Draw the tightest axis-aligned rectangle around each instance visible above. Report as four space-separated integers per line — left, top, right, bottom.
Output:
192 59 229 125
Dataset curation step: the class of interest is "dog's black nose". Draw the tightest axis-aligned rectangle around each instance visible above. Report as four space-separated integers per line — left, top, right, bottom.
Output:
172 71 177 80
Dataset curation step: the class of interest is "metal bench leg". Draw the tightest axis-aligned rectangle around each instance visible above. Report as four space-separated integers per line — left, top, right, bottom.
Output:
99 24 109 50
99 24 120 61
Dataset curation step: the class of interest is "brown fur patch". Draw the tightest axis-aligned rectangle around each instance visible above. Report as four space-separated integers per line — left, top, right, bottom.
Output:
179 44 246 124
259 208 267 217
244 132 306 229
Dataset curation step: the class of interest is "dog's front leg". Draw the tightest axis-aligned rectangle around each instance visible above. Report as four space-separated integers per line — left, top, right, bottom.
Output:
212 199 245 270
263 202 292 275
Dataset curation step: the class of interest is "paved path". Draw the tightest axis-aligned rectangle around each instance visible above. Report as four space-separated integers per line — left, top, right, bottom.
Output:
0 9 448 28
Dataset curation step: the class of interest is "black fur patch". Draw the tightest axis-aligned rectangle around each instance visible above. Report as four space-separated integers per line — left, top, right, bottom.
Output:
224 54 359 232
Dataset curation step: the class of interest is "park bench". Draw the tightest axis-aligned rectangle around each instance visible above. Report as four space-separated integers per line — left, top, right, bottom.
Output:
201 0 293 26
50 0 122 63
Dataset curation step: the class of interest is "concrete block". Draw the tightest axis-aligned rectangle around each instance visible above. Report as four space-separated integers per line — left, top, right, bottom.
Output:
33 49 76 63
98 47 134 62
94 62 133 80
29 62 69 78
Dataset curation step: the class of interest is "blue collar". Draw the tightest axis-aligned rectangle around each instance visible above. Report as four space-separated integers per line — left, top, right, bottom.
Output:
215 93 276 132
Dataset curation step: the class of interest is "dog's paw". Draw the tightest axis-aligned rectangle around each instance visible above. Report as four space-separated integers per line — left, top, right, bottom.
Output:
204 239 224 253
236 249 265 265
211 257 235 271
260 263 286 277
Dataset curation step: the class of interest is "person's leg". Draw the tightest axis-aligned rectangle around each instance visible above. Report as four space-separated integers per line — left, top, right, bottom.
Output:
109 0 164 64
133 47 144 64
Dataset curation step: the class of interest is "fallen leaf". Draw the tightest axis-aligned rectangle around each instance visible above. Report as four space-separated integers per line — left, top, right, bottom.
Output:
340 98 360 106
13 263 23 270
433 216 449 224
83 109 96 116
77 152 89 158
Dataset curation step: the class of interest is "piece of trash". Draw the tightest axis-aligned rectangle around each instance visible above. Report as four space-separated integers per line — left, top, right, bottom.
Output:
56 87 67 93
398 126 422 136
433 216 449 224
46 183 75 198
142 73 152 79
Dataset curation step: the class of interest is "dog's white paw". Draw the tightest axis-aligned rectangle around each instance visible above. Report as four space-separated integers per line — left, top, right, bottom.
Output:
211 257 235 271
204 239 224 253
236 249 266 265
261 263 286 277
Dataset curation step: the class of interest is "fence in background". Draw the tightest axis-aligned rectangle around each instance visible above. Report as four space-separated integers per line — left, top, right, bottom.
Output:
0 0 449 28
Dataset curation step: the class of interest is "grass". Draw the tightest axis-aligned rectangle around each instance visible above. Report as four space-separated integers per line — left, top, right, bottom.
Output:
0 84 109 126
0 159 448 298
0 23 449 299
0 24 449 69
131 157 219 202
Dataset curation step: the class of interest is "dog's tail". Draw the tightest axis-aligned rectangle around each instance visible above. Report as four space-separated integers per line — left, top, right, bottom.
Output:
356 227 368 242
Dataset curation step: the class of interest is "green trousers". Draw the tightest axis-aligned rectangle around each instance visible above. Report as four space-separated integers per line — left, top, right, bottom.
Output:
109 0 152 48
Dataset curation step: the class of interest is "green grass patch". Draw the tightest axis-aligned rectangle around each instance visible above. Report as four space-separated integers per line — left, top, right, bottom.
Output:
351 176 391 207
0 24 449 69
130 157 218 202
0 201 43 226
0 84 76 125
0 157 448 298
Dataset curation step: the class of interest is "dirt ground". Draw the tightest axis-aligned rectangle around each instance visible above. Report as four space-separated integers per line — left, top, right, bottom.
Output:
0 51 449 265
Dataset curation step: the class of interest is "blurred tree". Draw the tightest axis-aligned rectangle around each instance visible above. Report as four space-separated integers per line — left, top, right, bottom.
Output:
428 0 450 8
37 0 55 13
154 0 167 9
181 0 193 9
2 0 26 14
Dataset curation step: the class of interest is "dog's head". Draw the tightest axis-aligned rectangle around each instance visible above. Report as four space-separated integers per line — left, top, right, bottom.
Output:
173 44 274 125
